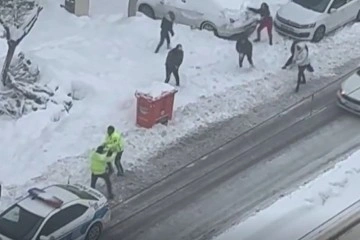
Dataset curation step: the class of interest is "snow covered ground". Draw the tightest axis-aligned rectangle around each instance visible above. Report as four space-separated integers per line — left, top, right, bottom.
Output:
1 0 360 209
214 149 360 240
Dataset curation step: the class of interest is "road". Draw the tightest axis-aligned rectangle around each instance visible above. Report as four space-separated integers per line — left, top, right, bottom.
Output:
102 70 360 240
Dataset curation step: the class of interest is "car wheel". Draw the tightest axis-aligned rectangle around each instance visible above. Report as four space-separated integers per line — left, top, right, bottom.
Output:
356 10 360 21
200 22 218 35
138 4 155 19
312 25 325 43
86 223 102 240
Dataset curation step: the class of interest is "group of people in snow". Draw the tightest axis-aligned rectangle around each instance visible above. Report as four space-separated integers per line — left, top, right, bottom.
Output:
154 2 314 93
90 125 125 199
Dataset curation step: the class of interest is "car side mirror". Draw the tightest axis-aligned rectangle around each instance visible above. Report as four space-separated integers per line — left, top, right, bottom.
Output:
329 8 337 13
39 236 55 240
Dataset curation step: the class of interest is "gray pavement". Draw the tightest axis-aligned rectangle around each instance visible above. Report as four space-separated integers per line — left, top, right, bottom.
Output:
102 66 360 239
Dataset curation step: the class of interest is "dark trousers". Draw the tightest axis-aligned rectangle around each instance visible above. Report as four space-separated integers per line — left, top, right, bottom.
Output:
115 151 124 176
90 173 113 197
256 17 273 45
107 150 124 176
155 31 170 53
295 65 307 92
239 53 253 68
165 64 180 86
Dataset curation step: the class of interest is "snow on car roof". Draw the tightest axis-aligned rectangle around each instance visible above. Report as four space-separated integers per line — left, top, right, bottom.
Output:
212 0 251 10
18 185 79 217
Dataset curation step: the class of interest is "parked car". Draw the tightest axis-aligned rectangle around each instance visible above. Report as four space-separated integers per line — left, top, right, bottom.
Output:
136 0 258 39
274 0 360 42
337 68 360 114
0 184 111 240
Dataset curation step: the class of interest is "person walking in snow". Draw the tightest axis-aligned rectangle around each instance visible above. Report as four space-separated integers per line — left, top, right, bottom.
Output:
293 42 312 93
282 40 314 72
90 145 114 199
102 125 125 177
236 34 254 68
155 12 175 53
248 2 273 45
165 44 184 86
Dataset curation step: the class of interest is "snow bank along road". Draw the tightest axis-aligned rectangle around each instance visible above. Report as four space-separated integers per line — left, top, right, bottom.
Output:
102 68 360 240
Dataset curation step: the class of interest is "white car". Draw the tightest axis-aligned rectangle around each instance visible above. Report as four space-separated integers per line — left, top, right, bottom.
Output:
274 0 360 42
136 0 258 39
0 184 111 240
337 68 360 114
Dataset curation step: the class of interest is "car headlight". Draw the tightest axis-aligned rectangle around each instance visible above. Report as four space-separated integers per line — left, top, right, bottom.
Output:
300 23 316 28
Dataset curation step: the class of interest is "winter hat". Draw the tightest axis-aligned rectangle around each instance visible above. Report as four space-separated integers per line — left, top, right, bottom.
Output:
176 44 183 50
96 145 105 154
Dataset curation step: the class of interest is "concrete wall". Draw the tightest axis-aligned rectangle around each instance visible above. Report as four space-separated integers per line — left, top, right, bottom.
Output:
89 0 130 17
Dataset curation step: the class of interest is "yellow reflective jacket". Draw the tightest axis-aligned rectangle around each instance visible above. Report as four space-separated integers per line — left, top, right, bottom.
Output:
104 131 124 153
90 151 110 175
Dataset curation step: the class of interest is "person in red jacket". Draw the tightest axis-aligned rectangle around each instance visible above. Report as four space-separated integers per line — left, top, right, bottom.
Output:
248 2 273 45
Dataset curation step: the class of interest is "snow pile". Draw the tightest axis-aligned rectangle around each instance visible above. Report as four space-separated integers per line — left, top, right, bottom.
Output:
0 0 360 209
136 82 176 101
214 151 360 240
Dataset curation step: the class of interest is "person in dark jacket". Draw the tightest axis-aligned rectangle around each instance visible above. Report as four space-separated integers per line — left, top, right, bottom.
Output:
155 12 175 53
248 2 273 45
165 44 184 86
282 40 314 72
236 34 254 68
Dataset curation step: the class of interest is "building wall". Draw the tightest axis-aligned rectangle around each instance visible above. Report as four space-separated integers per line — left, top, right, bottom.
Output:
89 0 130 17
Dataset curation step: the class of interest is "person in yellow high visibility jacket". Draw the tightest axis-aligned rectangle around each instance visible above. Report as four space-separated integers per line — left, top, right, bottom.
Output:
90 145 114 199
102 125 125 177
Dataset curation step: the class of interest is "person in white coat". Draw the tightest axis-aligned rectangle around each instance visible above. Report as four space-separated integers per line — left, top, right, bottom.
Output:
293 42 311 92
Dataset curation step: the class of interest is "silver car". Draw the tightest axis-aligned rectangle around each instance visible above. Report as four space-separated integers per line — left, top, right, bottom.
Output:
337 68 360 114
136 0 258 39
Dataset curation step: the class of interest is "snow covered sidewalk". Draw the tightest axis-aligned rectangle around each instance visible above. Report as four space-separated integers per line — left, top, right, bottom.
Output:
1 0 360 209
214 150 360 240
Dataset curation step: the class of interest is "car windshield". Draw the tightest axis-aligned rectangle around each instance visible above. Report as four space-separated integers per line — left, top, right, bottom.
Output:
0 204 44 239
292 0 331 13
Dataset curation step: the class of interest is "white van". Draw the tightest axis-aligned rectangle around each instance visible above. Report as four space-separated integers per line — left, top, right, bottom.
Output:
274 0 360 42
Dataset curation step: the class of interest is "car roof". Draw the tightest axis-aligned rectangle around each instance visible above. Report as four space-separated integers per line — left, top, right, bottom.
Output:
18 185 80 218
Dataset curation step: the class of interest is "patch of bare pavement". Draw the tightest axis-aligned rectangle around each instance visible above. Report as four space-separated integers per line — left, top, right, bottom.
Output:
97 60 360 239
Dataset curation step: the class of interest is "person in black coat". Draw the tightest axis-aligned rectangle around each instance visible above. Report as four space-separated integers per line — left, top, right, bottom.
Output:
165 44 183 86
248 2 273 45
155 12 175 53
236 34 254 68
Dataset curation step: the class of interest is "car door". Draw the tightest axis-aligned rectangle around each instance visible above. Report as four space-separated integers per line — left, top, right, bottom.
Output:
327 0 351 31
165 0 203 26
174 0 204 26
343 0 360 21
36 204 89 240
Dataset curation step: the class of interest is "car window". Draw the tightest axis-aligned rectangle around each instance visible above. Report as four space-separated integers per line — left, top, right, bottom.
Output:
0 204 44 240
293 0 332 13
38 204 88 237
331 0 347 9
